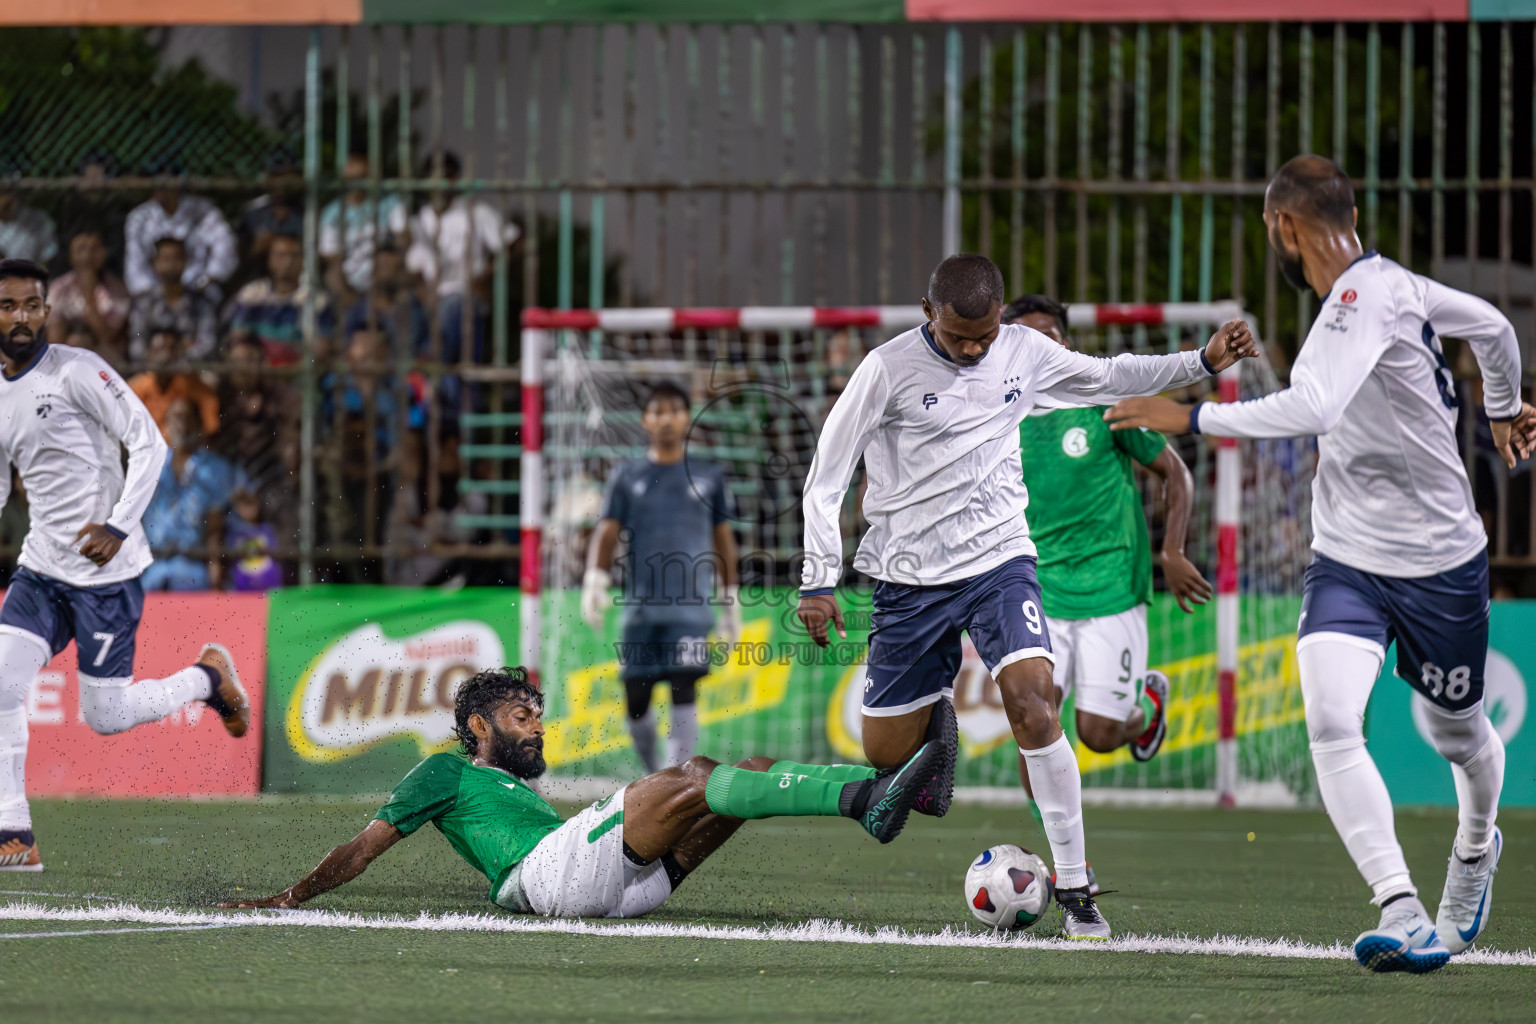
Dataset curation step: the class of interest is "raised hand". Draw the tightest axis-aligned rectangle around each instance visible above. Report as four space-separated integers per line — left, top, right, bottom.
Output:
1203 319 1259 373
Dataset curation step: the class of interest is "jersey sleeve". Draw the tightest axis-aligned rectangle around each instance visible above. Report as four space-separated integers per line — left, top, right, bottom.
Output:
1422 278 1523 420
67 354 170 537
801 355 891 591
374 755 461 836
1196 288 1395 439
1031 330 1211 405
1113 425 1169 466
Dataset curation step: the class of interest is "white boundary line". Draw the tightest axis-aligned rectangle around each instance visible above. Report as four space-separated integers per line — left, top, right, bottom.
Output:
0 923 238 940
1 902 1533 965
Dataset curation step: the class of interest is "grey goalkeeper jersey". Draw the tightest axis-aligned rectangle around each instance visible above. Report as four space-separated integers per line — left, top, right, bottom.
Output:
1196 252 1522 578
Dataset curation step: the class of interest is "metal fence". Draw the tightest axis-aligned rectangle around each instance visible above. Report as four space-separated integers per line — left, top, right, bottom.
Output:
4 21 1534 581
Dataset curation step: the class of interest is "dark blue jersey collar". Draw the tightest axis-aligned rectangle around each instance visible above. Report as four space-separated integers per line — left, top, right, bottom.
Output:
920 323 957 364
2 343 49 382
1322 249 1379 304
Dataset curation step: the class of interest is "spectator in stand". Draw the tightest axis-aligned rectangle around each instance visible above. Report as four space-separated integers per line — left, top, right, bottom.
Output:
0 181 59 265
47 229 131 367
128 237 218 360
215 335 298 521
318 326 425 581
344 244 428 358
407 151 514 310
141 399 238 591
319 154 409 300
227 233 332 368
129 326 220 443
225 487 284 592
241 152 304 266
123 162 238 298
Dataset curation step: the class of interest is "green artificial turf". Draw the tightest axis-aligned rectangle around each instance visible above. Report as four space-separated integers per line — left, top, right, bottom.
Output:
1 798 1531 1022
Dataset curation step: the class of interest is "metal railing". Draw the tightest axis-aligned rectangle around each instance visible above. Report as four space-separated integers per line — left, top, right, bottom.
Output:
4 20 1533 578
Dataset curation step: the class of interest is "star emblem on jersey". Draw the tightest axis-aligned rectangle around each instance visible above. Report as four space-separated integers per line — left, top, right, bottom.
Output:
1002 375 1022 404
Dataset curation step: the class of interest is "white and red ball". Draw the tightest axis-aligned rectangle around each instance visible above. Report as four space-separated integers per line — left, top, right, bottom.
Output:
963 844 1053 931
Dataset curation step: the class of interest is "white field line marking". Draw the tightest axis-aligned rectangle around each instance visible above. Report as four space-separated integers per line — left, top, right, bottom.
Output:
0 902 1533 965
0 922 237 940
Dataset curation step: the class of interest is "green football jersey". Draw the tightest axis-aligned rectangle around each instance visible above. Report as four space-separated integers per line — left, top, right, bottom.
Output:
375 751 564 900
1019 406 1168 621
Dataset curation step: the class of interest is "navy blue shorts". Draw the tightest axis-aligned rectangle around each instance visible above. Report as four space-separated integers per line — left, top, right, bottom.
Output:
0 567 143 678
617 622 713 682
1297 551 1489 711
864 555 1052 715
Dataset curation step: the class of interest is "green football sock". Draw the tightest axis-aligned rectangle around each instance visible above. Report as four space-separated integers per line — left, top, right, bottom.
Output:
767 760 877 785
1134 681 1158 734
704 764 846 819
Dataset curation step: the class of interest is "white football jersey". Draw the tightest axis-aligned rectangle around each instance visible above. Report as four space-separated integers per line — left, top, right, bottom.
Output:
801 323 1212 589
1196 252 1522 577
0 343 168 587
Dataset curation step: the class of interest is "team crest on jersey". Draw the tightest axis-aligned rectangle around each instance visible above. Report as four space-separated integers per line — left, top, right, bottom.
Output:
1002 375 1022 404
1062 426 1090 457
34 400 51 419
97 370 124 399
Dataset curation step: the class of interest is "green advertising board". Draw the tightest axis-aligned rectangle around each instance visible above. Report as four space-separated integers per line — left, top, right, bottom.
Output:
262 585 1310 797
1366 601 1534 807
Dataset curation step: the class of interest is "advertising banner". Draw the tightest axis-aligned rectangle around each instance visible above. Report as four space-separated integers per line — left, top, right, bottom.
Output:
1367 602 1534 807
23 592 267 797
263 584 1307 796
262 586 519 793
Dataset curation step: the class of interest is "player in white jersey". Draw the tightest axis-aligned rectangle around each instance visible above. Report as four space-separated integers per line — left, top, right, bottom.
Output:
0 259 250 873
1108 156 1535 972
796 253 1256 939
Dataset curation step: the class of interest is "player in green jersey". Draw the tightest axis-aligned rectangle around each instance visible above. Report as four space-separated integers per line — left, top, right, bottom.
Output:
1007 295 1212 777
222 667 947 919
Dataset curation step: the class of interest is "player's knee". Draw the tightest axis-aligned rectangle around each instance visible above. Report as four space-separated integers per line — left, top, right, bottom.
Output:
1303 700 1364 748
997 663 1059 734
1420 701 1496 765
681 755 720 782
78 677 133 735
734 756 775 773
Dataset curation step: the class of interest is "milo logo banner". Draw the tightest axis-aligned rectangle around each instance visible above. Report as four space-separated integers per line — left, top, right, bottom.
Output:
263 588 515 792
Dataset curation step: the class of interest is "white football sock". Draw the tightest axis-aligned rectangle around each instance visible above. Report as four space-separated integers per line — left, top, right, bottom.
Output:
0 706 30 831
0 631 49 832
1419 700 1504 858
79 666 214 736
627 711 660 773
1020 734 1089 889
1299 636 1414 904
667 701 699 767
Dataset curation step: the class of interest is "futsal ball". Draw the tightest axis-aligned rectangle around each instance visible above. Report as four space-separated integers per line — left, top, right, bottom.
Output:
964 844 1053 931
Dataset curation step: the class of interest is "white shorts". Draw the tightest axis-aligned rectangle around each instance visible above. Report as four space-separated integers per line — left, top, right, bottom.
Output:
499 786 673 919
1046 605 1148 723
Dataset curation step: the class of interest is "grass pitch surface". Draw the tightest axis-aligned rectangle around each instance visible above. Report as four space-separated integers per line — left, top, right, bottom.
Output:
1 798 1532 1022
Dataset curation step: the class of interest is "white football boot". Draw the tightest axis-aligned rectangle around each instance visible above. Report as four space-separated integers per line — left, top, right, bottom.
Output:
1353 895 1450 974
1057 886 1111 941
1436 827 1502 955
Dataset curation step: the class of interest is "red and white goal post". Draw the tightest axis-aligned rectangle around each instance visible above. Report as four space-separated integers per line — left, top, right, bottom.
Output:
521 301 1263 805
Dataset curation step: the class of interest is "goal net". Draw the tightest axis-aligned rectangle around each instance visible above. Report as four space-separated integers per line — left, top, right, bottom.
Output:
525 305 1316 806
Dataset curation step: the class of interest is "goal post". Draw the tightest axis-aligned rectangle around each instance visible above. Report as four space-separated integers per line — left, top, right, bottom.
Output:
519 303 1310 806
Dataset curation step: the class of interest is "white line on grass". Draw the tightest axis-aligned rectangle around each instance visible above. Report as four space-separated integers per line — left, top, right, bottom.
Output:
0 923 238 940
1 901 1533 965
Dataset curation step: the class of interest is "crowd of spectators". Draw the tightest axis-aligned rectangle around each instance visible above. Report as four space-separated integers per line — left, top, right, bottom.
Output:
0 151 521 591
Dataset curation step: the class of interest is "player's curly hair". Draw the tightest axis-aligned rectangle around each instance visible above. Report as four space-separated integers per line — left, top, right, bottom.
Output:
452 667 543 756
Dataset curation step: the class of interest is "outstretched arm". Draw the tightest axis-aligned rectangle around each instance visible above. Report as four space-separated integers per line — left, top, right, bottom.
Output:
220 819 403 909
69 355 169 566
1035 320 1256 406
1142 447 1211 613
